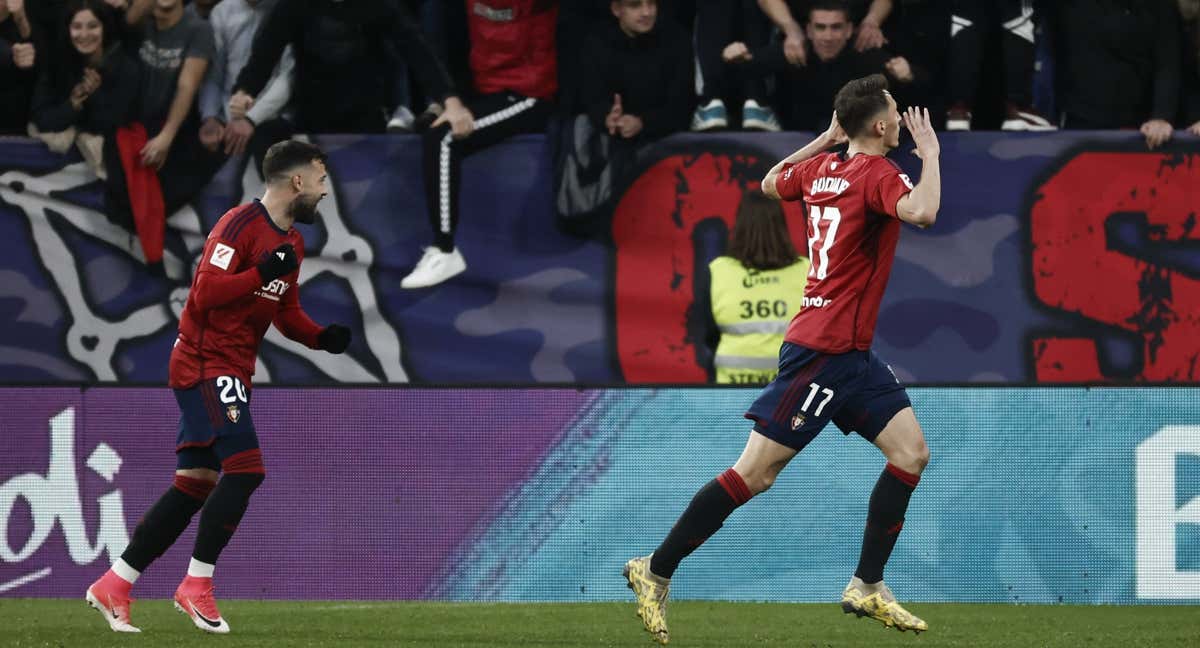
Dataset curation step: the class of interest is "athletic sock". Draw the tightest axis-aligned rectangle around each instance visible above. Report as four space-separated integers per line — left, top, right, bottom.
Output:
119 475 214 572
650 468 753 579
192 472 264 564
854 463 920 584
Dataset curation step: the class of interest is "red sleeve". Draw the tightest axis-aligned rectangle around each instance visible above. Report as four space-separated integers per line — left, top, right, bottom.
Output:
190 236 264 311
775 154 825 202
867 159 915 219
272 282 322 348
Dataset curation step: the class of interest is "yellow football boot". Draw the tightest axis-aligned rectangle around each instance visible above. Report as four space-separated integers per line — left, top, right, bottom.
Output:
624 555 670 644
841 577 928 633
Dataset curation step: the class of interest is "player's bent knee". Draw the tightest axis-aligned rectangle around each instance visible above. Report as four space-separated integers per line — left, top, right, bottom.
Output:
220 471 265 494
220 448 265 477
743 470 776 496
892 442 930 475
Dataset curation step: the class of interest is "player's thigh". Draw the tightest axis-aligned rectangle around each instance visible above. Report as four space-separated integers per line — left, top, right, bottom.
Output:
174 376 261 473
744 342 863 453
871 407 929 475
831 351 913 445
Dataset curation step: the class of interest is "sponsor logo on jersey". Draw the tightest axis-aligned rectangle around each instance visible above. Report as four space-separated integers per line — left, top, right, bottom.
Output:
226 405 240 423
811 176 850 195
899 173 914 190
802 295 832 308
209 243 234 270
255 279 289 301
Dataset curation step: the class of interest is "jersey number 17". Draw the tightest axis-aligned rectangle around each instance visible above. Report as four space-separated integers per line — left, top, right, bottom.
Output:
807 205 841 280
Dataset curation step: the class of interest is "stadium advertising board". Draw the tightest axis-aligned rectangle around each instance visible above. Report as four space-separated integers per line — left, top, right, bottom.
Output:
2 387 1198 603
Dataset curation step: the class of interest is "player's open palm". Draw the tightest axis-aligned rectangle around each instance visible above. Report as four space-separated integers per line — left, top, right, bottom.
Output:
904 106 939 160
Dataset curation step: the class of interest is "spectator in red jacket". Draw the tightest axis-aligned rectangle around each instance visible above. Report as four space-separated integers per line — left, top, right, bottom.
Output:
401 0 557 289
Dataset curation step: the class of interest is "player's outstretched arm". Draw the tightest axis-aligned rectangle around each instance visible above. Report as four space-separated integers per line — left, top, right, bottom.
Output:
762 112 847 199
895 106 940 228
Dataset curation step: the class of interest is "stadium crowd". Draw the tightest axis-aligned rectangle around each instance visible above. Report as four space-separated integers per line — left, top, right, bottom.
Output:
1 0 1197 281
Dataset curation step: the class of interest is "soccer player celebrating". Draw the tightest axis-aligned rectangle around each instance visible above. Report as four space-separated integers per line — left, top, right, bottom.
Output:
625 74 941 643
85 140 352 634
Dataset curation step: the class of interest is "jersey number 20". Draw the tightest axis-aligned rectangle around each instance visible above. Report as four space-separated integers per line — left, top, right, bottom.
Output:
807 205 841 280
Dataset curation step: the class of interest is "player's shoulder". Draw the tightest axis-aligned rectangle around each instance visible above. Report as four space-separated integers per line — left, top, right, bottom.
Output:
211 202 267 244
790 151 835 183
861 154 905 175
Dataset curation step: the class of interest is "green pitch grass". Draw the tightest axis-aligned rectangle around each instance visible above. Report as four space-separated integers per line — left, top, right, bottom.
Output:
3 599 1199 647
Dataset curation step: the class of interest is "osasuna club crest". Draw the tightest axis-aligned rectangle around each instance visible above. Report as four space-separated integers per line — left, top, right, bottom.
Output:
227 405 241 423
791 413 806 430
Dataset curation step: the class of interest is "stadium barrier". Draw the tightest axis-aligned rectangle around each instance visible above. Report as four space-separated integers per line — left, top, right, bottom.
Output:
1 132 1198 385
2 385 1198 604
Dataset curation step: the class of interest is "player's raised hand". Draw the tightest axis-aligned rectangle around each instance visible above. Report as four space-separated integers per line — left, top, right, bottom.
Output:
257 243 298 283
823 111 847 146
317 324 351 354
904 106 939 160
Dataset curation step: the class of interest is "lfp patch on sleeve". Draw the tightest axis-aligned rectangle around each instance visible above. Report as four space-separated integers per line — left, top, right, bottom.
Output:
210 242 235 270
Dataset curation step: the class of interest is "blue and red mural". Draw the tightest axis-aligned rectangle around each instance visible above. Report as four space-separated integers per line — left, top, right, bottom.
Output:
0 131 1196 384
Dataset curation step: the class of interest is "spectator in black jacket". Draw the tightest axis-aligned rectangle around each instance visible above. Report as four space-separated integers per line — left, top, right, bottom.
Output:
1181 0 1200 134
580 0 694 142
1049 0 1181 148
0 0 41 134
31 0 138 141
724 0 923 132
231 0 471 135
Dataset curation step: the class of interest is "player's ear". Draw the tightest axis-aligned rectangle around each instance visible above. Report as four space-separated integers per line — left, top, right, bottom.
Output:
291 173 302 193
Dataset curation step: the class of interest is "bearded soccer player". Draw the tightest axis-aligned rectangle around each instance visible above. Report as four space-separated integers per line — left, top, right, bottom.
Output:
85 140 352 634
624 74 941 643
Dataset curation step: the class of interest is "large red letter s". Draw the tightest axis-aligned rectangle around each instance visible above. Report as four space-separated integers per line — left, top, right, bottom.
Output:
1030 152 1200 382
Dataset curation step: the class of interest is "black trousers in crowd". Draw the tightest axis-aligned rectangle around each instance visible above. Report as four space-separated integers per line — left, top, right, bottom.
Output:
421 92 552 252
695 0 771 103
948 0 1036 107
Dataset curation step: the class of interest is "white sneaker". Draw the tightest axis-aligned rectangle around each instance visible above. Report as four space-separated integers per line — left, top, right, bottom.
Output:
691 99 728 131
387 106 415 133
742 99 781 132
400 247 466 289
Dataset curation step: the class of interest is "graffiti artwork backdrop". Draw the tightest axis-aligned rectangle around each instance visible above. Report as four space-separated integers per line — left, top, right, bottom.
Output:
1 132 1197 384
1 386 1198 603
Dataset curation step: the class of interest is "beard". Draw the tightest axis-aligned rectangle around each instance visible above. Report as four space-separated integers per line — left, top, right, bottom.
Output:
289 194 321 224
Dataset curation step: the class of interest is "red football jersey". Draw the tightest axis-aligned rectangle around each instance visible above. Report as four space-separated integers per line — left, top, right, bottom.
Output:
775 151 914 353
169 200 322 389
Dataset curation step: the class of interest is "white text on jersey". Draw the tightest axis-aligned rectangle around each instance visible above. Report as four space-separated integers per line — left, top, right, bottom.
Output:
811 176 850 196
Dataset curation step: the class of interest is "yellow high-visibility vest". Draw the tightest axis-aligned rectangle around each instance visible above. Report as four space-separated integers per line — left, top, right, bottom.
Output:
709 256 809 385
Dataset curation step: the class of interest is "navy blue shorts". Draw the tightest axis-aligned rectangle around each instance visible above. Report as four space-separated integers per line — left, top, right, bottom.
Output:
174 376 259 471
744 342 911 451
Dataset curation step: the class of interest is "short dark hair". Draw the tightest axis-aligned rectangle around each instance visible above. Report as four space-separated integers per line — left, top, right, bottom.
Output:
726 190 799 271
834 74 890 139
262 140 327 185
807 0 851 23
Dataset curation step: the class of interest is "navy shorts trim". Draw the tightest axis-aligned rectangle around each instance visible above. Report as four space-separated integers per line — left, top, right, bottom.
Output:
174 376 259 471
744 342 911 451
